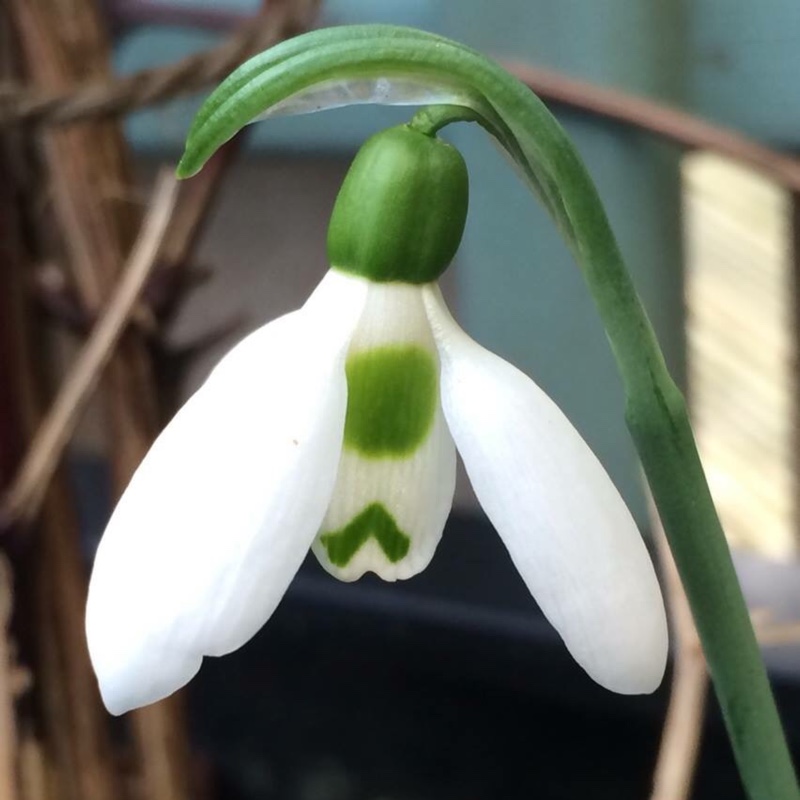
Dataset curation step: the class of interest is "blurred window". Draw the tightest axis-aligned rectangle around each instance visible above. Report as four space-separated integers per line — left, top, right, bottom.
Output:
684 153 795 559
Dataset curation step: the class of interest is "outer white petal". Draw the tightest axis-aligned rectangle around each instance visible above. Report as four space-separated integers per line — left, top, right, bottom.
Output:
423 287 668 694
86 271 368 715
258 78 468 119
312 282 456 581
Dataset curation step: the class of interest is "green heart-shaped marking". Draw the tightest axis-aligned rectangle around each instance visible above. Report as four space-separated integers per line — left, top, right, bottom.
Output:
320 503 411 567
343 344 437 458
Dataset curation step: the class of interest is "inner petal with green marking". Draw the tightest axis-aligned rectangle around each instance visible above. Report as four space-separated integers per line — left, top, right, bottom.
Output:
313 281 457 582
320 503 410 567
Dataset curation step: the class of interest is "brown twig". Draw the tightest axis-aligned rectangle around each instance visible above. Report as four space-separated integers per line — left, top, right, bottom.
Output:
0 84 122 800
9 0 190 795
650 498 709 800
1 171 179 528
0 4 309 126
149 143 243 325
502 60 800 193
18 731 52 800
0 556 18 800
17 733 50 800
649 517 800 799
755 622 800 647
146 0 321 412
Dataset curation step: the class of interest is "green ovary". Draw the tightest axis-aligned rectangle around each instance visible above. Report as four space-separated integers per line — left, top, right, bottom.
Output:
321 503 411 566
343 344 437 457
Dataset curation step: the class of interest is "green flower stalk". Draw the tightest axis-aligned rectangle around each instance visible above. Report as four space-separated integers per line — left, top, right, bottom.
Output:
89 25 796 800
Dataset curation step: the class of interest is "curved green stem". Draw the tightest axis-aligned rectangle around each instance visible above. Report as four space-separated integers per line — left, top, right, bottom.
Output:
408 104 482 136
179 26 799 799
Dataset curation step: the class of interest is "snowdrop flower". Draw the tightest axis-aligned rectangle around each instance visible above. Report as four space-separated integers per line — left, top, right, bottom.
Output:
86 125 667 716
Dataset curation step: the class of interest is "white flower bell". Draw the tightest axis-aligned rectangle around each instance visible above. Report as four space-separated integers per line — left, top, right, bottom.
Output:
86 125 667 716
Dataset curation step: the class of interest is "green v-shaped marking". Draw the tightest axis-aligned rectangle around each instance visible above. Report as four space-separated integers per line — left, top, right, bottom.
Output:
320 503 411 567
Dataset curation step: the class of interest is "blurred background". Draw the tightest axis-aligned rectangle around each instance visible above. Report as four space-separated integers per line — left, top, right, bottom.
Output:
3 1 800 798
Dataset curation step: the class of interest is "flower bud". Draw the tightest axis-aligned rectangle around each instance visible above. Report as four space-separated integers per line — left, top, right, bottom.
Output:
327 125 469 284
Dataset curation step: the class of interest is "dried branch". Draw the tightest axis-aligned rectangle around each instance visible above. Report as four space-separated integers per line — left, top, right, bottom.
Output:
0 556 18 800
503 60 800 193
755 621 800 648
0 2 313 126
0 80 122 800
650 518 800 800
11 0 187 785
17 733 50 800
1 171 179 528
650 499 708 800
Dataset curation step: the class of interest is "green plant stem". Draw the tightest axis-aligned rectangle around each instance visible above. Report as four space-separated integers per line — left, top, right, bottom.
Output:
178 26 800 798
408 104 482 136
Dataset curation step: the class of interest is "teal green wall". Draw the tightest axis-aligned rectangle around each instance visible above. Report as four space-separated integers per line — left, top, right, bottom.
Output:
689 1 800 144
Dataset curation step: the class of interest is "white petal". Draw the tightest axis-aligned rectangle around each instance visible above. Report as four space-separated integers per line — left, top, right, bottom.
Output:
423 287 668 694
312 282 456 581
86 271 368 715
257 78 468 120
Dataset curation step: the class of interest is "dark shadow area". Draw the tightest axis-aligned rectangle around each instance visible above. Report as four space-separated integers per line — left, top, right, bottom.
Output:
73 457 800 799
